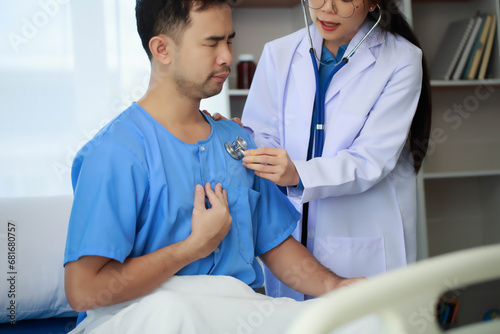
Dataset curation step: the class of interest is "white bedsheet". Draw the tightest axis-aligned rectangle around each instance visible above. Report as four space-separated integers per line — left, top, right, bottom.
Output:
70 275 310 334
70 275 382 334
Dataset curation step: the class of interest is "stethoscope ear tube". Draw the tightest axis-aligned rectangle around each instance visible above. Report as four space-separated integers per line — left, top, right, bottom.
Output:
301 1 382 65
343 4 382 62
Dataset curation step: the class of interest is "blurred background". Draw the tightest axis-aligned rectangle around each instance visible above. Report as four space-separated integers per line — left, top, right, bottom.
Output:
0 0 303 198
1 0 151 197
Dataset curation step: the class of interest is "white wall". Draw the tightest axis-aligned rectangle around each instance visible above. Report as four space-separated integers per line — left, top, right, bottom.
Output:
229 6 303 89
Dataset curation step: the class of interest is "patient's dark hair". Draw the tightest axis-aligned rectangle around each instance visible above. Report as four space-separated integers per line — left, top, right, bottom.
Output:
136 0 230 59
368 0 432 174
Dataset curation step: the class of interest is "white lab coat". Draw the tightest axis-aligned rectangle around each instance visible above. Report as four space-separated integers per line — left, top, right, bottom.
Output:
242 21 423 300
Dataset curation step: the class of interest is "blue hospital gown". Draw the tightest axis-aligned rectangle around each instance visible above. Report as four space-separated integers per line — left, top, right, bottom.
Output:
64 102 299 290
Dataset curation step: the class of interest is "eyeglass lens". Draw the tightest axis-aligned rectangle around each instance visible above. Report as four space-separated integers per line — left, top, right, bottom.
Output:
304 0 359 18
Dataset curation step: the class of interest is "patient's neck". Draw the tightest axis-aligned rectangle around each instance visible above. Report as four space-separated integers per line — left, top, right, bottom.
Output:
137 80 210 144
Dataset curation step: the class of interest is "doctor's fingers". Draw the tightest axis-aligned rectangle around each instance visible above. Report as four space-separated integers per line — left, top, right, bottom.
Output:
212 112 228 121
242 153 279 166
245 163 284 178
246 162 298 187
252 169 284 186
244 148 289 163
230 117 244 128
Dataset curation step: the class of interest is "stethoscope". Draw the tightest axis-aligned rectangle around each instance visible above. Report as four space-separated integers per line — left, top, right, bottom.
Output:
301 0 382 157
225 136 248 160
300 0 382 247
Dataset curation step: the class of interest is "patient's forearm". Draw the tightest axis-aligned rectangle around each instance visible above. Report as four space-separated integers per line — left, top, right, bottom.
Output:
65 238 200 312
260 236 345 297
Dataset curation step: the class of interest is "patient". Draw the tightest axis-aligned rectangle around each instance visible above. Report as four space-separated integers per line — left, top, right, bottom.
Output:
64 0 362 320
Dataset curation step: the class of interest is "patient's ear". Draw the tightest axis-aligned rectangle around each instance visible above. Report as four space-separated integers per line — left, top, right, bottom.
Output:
149 34 172 65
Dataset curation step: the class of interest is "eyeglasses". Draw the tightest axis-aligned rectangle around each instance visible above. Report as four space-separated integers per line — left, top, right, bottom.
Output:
303 0 362 18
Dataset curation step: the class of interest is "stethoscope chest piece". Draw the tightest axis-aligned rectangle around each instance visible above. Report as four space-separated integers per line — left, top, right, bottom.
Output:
225 136 248 160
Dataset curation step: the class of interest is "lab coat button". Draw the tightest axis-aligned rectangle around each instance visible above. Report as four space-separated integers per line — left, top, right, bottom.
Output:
200 145 205 152
308 230 314 238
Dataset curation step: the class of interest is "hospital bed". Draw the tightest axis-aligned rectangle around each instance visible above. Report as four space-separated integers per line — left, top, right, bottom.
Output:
0 195 78 333
287 243 500 334
1 195 498 333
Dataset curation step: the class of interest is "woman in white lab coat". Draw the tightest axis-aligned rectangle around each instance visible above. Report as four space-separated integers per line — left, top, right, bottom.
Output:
240 0 432 300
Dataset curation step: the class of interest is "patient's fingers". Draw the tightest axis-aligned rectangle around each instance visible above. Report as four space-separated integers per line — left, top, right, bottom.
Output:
205 183 228 207
216 184 229 206
192 184 206 214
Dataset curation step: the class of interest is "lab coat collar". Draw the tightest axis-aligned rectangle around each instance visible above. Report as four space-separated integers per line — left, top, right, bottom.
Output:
296 23 324 58
290 20 384 153
295 20 384 68
294 20 385 108
344 19 385 57
326 20 384 103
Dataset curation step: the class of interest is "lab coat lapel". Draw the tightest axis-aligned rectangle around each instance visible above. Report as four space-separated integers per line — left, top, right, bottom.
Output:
325 21 383 103
288 26 322 159
292 25 321 121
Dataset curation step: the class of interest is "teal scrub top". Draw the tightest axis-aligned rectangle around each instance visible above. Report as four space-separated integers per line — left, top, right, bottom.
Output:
64 102 299 290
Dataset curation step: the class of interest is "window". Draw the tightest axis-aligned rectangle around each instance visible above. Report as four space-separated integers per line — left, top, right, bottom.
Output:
0 0 150 197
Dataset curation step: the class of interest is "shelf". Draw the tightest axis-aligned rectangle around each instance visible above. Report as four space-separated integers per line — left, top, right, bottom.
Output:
421 83 500 176
413 0 500 83
424 170 500 179
412 0 471 2
230 0 298 8
431 79 500 88
414 0 500 262
228 89 250 96
422 139 500 175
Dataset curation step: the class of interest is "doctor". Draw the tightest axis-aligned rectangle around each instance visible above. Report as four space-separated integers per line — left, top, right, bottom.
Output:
240 0 432 300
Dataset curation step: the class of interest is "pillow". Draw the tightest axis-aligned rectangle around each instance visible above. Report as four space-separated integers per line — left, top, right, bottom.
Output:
0 195 78 323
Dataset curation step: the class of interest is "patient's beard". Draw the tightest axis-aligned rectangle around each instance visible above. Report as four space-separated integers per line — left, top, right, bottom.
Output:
173 67 230 100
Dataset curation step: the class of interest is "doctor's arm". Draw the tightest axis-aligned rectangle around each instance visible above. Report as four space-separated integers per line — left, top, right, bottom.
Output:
241 42 283 149
259 236 364 296
64 183 231 312
244 51 423 203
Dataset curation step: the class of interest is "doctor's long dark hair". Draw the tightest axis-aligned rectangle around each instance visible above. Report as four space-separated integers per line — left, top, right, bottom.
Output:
368 0 432 174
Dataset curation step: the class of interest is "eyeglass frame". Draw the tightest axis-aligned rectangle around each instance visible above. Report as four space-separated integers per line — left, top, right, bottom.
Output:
302 0 363 19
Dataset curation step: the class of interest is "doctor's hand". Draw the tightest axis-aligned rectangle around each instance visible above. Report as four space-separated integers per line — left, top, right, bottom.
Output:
201 110 244 128
188 183 232 259
324 276 366 292
242 147 300 187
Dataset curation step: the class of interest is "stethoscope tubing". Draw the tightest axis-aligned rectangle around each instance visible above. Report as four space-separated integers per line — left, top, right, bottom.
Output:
303 2 382 158
312 55 346 157
300 1 382 248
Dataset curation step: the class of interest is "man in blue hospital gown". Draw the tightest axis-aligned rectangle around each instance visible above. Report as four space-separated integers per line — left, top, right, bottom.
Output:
63 0 362 317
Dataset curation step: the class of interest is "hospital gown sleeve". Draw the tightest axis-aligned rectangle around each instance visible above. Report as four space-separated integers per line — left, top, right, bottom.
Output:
64 138 149 265
253 177 300 256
